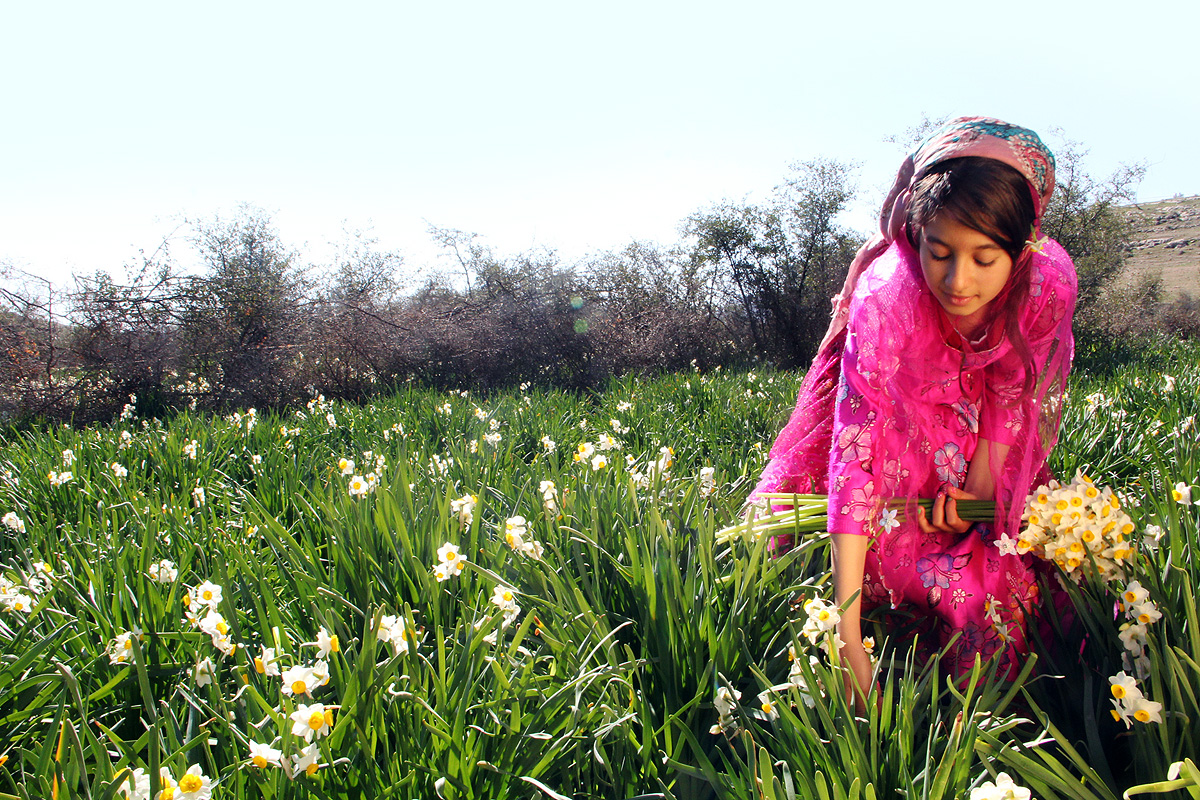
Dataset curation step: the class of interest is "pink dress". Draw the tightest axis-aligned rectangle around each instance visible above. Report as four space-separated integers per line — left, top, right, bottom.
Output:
757 236 1076 676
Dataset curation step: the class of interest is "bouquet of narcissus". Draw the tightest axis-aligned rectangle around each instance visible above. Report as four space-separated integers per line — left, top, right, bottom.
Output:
1016 471 1135 583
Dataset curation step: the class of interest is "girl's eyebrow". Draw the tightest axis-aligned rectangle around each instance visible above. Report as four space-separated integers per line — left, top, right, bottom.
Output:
924 234 1003 251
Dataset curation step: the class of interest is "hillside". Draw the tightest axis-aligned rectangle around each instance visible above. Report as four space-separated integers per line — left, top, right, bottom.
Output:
1121 195 1200 297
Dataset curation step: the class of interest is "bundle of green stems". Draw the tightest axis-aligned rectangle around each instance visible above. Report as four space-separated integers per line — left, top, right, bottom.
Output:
715 492 998 544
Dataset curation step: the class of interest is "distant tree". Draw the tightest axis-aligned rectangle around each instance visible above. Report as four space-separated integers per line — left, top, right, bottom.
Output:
1039 133 1146 314
685 158 862 367
178 208 308 407
309 229 407 399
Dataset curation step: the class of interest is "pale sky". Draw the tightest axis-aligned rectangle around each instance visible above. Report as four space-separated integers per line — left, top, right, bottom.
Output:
2 1 1196 289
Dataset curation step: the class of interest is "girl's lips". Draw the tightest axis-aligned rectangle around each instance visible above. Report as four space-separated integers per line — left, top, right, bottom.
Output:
945 294 974 307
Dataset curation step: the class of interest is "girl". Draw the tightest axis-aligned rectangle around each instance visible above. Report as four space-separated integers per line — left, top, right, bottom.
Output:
754 117 1077 703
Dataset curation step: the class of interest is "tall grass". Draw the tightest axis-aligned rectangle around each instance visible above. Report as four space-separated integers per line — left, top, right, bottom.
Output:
0 349 1196 798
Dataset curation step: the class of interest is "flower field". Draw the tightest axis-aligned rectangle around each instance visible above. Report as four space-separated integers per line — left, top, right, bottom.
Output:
1 339 1199 800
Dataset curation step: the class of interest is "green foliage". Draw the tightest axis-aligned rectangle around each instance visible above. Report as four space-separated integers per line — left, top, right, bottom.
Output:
0 347 1197 798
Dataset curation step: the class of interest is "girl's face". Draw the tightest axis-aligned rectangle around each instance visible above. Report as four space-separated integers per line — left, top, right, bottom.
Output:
918 214 1013 337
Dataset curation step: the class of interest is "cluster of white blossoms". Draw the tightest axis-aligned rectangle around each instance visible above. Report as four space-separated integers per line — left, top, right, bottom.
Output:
183 579 237 656
539 480 559 516
573 442 610 471
2 511 25 534
698 466 716 498
376 613 419 656
504 516 544 560
630 446 675 489
228 407 258 432
340 452 385 498
106 627 145 665
709 684 742 735
119 764 213 800
1 560 56 615
1109 670 1163 728
433 542 467 582
1016 472 1134 582
800 597 842 651
148 559 178 583
182 439 199 460
451 494 477 528
969 771 1031 800
1117 580 1163 677
48 469 73 487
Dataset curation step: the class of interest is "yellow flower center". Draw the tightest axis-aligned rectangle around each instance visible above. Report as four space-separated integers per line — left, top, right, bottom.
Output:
202 590 214 601
252 755 269 768
817 610 831 622
161 788 176 800
179 774 202 792
1055 499 1069 511
1134 709 1151 723
1124 592 1136 603
308 711 326 730
761 701 773 714
292 680 308 695
1139 613 1152 624
254 657 265 673
1112 685 1126 699
1110 709 1122 723
217 621 229 635
306 762 320 776
502 591 513 602
329 636 340 653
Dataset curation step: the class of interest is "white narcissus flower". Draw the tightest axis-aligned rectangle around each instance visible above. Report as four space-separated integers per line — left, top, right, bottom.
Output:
62 448 75 466
147 559 178 583
116 766 150 800
338 457 355 476
436 542 465 572
969 771 1031 800
193 657 217 687
312 627 340 658
281 664 322 698
540 436 556 453
752 689 780 721
193 581 222 609
1173 481 1195 505
590 454 608 471
377 614 412 656
1108 671 1143 702
504 516 528 548
290 702 335 742
248 741 283 769
1 512 24 533
1131 600 1162 625
292 742 322 777
450 495 477 527
110 462 128 478
491 585 518 612
348 475 369 497
1122 580 1150 606
1128 696 1164 724
3 593 34 613
254 646 280 676
175 764 212 799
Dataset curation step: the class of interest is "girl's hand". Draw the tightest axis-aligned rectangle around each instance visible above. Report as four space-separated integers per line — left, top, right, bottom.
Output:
916 484 978 535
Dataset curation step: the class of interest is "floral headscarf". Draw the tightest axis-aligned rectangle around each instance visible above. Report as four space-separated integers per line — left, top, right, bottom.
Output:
819 116 1057 354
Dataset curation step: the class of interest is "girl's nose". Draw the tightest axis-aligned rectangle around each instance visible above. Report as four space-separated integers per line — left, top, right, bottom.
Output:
945 258 971 291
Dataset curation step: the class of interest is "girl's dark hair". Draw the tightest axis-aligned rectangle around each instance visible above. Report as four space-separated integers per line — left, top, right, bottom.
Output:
905 157 1039 402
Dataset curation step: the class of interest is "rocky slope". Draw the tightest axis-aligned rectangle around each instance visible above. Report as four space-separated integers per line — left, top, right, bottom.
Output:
1122 195 1200 296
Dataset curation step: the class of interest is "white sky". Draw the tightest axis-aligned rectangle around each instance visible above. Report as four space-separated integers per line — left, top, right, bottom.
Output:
2 1 1196 289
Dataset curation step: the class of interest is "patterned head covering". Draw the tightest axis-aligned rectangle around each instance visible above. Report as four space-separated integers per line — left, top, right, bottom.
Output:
819 116 1057 352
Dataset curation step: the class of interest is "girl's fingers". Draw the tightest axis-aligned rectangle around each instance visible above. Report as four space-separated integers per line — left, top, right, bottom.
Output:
916 504 935 534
